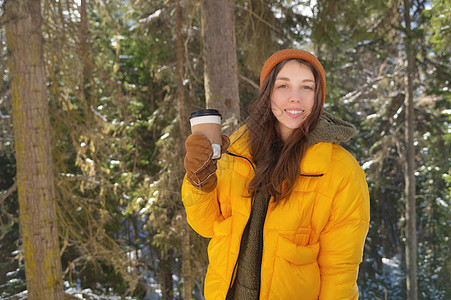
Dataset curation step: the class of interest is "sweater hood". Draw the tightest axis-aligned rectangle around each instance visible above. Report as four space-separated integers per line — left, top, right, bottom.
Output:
307 111 356 147
228 110 356 158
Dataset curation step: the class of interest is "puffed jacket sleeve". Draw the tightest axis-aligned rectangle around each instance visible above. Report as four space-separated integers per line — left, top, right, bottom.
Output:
318 162 370 299
181 156 232 238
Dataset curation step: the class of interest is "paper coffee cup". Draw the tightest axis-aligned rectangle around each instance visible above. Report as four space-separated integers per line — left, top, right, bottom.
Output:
189 109 222 159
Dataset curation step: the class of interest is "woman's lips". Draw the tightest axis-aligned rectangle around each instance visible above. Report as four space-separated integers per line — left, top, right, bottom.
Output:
284 109 304 117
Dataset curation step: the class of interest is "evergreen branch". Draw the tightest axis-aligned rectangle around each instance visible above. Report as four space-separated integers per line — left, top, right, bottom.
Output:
240 74 259 90
0 180 17 204
235 3 280 33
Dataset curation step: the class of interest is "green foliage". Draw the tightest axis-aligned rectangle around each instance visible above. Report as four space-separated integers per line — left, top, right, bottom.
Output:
0 265 26 298
423 0 451 54
1 0 449 298
0 154 24 298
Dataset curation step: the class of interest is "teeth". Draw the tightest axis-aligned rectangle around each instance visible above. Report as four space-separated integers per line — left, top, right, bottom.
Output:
286 110 302 114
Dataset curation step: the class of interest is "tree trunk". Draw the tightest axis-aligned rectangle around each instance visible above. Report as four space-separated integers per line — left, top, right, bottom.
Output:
176 1 192 299
159 250 174 300
4 0 64 299
402 0 418 299
79 0 93 115
200 0 240 130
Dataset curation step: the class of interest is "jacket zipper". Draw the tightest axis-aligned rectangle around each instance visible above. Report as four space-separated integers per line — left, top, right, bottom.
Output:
225 151 257 299
299 173 324 177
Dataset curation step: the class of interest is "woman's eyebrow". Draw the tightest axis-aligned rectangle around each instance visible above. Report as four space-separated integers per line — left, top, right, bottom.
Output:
275 77 315 83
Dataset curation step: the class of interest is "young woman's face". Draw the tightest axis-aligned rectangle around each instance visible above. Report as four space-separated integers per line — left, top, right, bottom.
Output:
270 60 316 142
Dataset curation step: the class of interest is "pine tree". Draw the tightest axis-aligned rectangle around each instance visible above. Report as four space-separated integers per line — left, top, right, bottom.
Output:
4 0 64 298
201 0 240 129
402 0 418 298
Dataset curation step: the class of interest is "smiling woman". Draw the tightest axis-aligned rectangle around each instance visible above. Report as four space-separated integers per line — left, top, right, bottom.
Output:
182 49 370 299
271 60 317 142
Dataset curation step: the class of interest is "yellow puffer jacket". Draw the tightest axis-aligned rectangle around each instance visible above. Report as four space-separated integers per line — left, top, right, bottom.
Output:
182 119 370 299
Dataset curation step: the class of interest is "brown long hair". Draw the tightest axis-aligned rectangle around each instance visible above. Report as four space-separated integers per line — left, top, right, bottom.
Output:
246 59 323 202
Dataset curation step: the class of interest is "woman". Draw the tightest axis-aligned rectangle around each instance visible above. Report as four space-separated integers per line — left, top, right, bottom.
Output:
182 49 370 299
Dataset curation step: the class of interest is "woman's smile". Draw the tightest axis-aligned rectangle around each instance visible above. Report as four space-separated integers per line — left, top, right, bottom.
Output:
284 109 305 117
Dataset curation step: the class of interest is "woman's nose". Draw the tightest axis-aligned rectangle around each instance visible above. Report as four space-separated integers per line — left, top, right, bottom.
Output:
289 91 302 102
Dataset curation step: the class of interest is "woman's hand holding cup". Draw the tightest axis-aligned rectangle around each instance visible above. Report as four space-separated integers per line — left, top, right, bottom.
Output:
184 109 229 192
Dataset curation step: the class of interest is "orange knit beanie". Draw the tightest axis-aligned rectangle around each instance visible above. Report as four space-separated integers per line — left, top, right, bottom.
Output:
259 49 326 105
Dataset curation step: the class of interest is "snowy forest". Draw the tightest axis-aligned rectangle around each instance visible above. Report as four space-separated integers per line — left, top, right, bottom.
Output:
0 0 449 299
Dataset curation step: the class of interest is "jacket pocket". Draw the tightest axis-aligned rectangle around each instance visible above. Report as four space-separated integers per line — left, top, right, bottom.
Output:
270 235 320 299
276 232 319 265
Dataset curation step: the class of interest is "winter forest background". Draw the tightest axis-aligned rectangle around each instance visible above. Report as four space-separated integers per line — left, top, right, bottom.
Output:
0 0 449 299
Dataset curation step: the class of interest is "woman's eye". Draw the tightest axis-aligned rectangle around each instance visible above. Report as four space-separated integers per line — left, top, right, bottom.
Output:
303 85 314 90
278 84 287 89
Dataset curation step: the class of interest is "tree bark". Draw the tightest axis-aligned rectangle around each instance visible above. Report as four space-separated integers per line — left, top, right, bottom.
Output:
176 1 192 299
159 250 174 300
402 0 418 299
200 0 240 130
4 0 64 299
79 0 93 114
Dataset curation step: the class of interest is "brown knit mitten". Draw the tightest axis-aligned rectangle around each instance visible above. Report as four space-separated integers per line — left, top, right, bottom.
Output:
184 134 230 192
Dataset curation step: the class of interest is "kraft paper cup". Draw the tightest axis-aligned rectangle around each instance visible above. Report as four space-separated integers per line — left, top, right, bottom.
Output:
189 109 222 159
